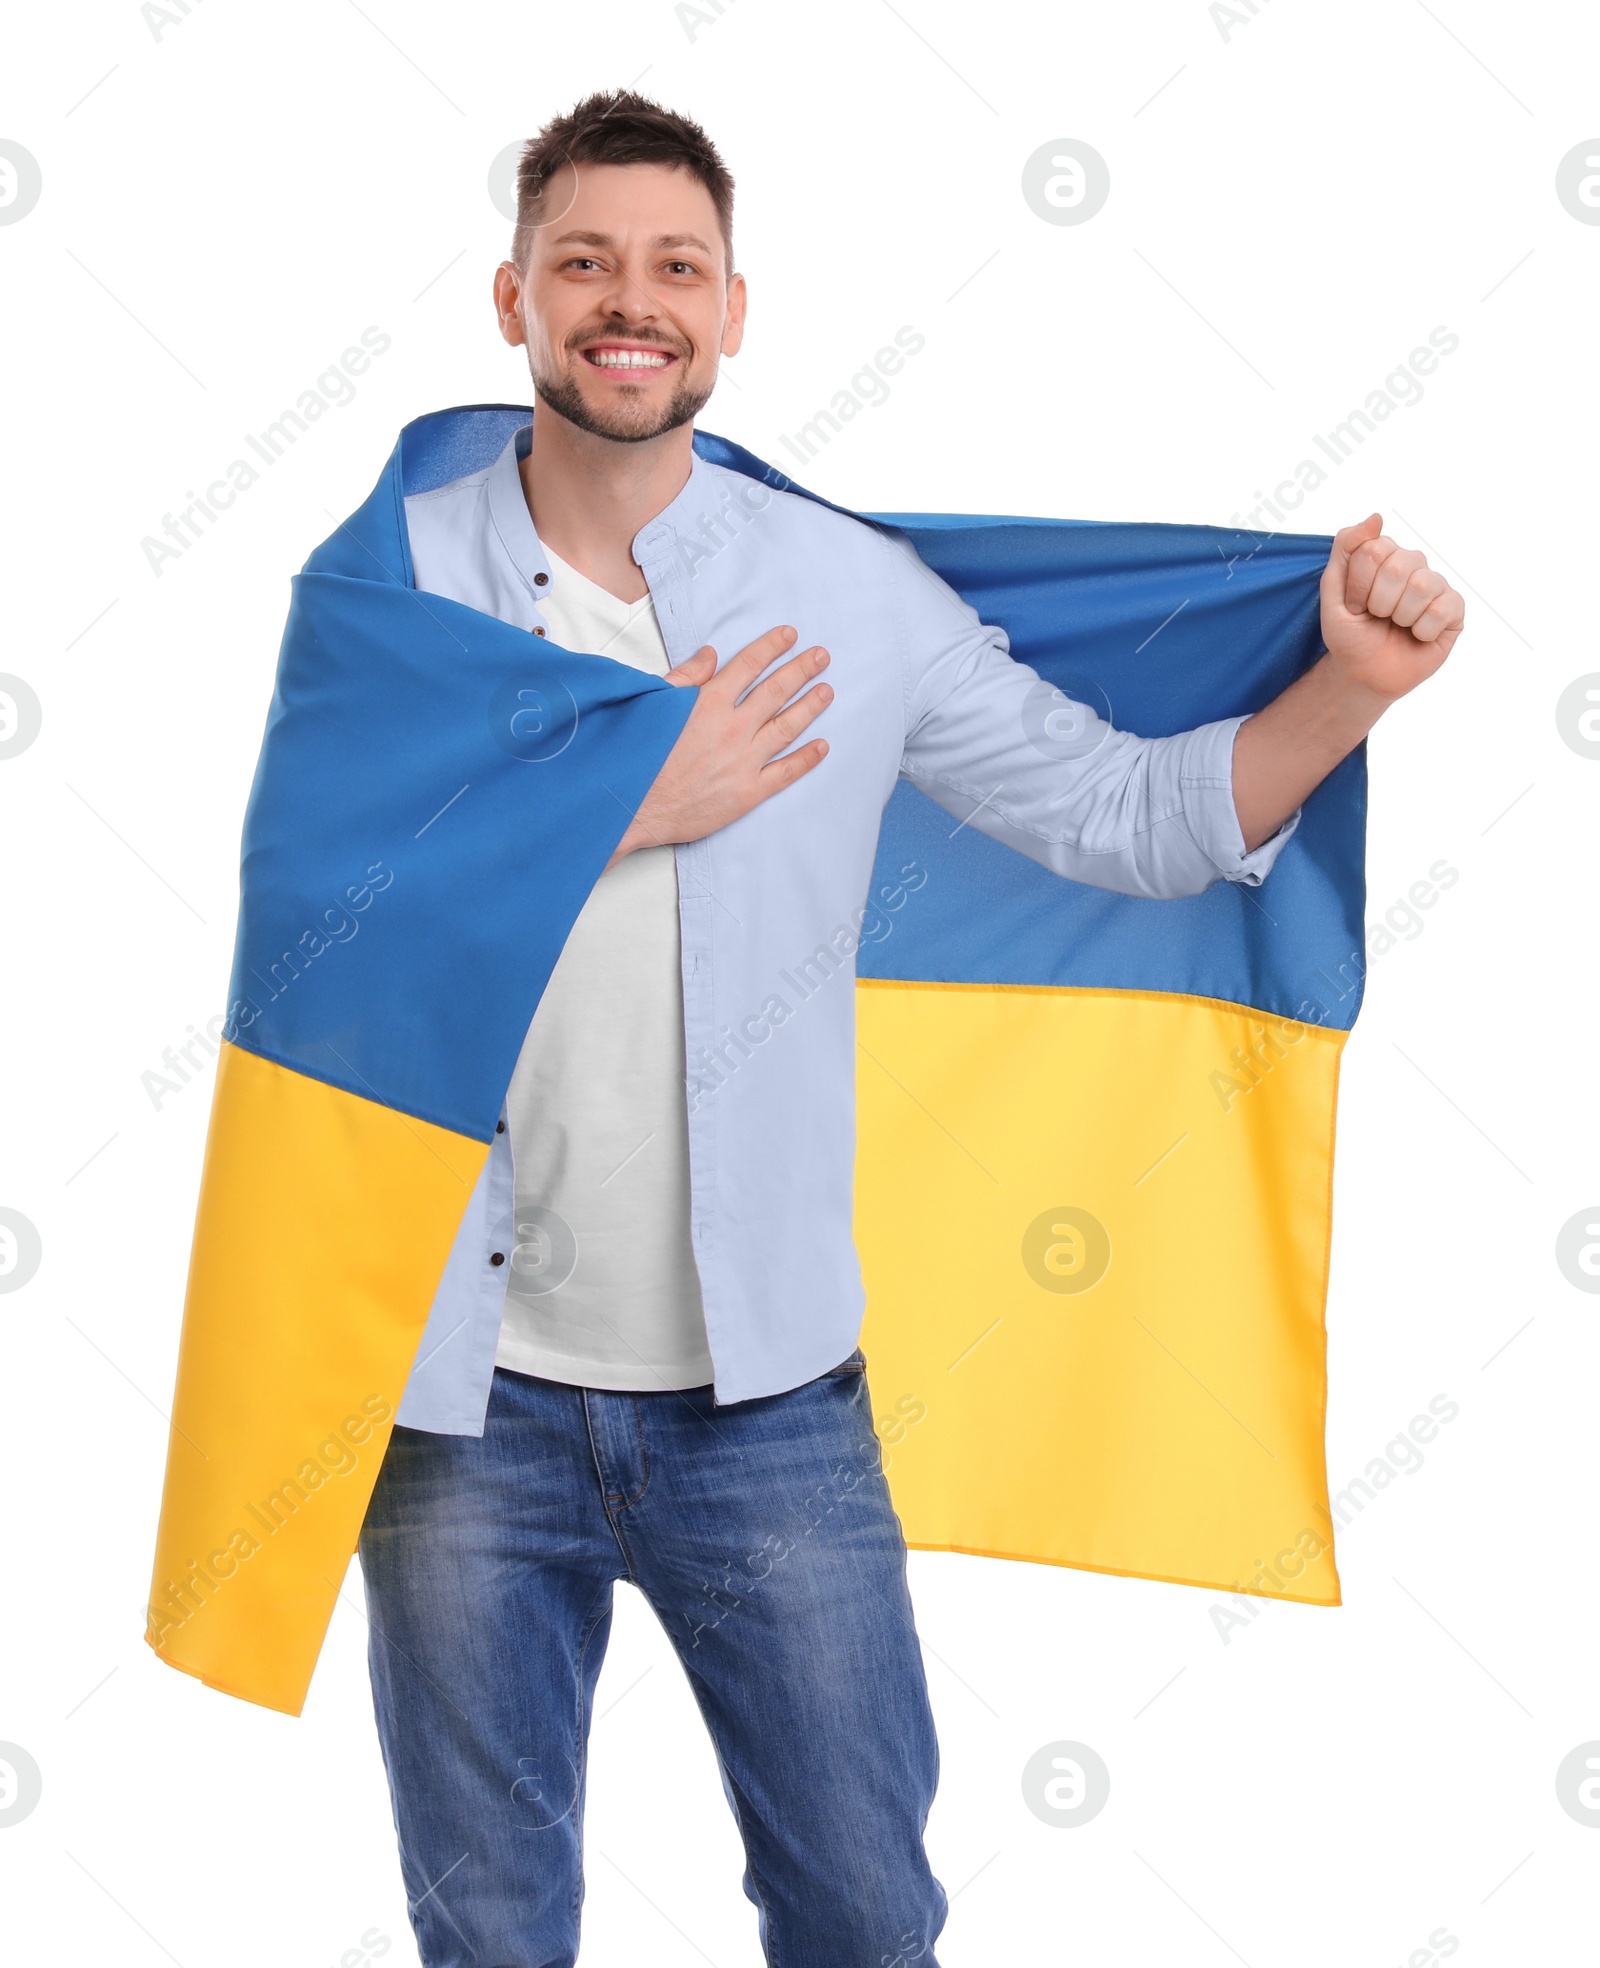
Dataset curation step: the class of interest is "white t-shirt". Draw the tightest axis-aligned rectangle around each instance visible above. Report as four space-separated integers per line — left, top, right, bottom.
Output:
492 545 713 1389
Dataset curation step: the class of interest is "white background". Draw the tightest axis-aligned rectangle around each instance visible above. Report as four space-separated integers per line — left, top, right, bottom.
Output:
3 2 1597 1963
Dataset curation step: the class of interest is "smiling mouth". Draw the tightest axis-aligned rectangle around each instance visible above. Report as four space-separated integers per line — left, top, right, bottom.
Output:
581 344 679 373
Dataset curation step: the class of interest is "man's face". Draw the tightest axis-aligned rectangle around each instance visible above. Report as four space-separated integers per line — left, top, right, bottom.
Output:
496 160 745 445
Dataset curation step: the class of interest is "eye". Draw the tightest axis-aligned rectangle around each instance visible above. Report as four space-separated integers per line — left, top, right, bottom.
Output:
664 260 697 276
562 257 602 272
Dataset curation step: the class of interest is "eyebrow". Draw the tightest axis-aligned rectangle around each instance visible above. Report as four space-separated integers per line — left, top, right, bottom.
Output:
550 229 714 255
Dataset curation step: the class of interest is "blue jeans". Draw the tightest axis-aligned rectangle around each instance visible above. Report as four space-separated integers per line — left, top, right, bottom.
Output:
358 1349 947 1967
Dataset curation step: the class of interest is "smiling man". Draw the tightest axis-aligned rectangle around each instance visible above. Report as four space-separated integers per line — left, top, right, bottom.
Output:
352 92 1465 1968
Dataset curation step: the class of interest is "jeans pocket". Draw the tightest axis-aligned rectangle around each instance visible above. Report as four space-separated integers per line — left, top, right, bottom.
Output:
825 1345 867 1376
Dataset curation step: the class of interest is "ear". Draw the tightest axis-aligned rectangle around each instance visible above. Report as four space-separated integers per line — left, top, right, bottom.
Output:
493 261 528 350
721 270 748 359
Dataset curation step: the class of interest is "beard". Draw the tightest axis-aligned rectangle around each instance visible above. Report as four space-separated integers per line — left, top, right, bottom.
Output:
531 353 715 445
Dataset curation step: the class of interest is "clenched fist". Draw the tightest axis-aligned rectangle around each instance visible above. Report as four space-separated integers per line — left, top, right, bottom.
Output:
1232 515 1468 851
1320 514 1466 704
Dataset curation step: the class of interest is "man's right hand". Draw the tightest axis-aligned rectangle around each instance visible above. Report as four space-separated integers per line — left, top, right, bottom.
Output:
605 626 832 866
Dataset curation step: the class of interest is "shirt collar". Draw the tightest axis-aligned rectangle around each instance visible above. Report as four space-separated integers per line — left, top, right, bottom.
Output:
484 423 550 602
631 451 716 569
482 417 716 594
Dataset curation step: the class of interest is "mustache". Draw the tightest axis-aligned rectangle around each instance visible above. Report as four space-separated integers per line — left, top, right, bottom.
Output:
568 326 689 357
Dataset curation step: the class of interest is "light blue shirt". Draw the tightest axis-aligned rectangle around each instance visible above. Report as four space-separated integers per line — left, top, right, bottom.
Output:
395 425 1299 1431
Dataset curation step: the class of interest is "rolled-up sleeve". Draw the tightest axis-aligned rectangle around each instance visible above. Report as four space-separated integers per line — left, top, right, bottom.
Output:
888 531 1300 900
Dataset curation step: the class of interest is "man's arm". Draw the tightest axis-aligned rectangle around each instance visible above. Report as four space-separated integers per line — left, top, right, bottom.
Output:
890 534 1286 901
1232 513 1465 849
607 512 1464 878
890 511 1464 899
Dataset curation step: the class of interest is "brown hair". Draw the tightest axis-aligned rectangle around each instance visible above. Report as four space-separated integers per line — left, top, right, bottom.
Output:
512 91 736 275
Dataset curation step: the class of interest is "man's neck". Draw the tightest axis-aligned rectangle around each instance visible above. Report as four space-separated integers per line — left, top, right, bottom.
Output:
518 408 694 605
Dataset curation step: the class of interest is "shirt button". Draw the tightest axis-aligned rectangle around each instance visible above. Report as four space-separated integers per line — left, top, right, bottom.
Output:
490 1252 506 1267
534 571 549 586
533 626 547 637
495 1120 506 1134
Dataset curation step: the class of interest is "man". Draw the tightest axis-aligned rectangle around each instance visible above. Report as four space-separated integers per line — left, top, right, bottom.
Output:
356 91 1463 1968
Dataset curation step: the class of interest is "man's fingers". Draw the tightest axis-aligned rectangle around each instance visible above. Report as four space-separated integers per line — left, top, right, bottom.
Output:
755 736 829 794
1341 532 1403 615
1410 589 1466 645
762 680 834 752
1321 513 1383 609
664 644 719 687
716 624 799 695
748 644 830 720
1388 565 1449 631
1356 545 1428 620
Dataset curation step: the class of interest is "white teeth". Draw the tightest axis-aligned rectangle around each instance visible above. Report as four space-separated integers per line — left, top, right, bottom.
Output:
587 349 671 369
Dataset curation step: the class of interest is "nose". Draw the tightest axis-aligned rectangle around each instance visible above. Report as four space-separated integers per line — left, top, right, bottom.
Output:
594 264 660 326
